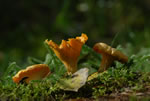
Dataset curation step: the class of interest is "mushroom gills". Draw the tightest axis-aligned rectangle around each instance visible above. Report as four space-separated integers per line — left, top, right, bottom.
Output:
19 77 29 84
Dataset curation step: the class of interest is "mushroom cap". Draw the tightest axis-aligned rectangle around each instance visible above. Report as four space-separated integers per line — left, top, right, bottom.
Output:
12 64 50 84
45 33 88 61
93 43 128 63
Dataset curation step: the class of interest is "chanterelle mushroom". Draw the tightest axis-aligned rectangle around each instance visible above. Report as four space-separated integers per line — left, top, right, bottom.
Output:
93 43 128 72
45 33 88 74
12 64 50 84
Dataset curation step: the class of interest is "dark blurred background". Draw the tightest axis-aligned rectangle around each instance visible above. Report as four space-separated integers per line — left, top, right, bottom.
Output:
0 0 150 68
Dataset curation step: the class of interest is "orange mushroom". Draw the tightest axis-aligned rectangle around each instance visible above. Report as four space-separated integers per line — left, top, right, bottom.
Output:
93 43 128 72
12 64 50 84
45 33 88 74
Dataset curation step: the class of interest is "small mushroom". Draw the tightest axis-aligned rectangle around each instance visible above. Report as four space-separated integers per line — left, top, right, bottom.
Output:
93 43 128 72
12 64 50 84
45 33 88 74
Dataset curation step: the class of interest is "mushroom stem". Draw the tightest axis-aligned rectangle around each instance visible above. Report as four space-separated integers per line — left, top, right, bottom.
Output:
98 54 114 73
63 61 77 74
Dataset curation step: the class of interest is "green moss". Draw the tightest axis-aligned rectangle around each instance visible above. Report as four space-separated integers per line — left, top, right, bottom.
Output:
1 44 150 100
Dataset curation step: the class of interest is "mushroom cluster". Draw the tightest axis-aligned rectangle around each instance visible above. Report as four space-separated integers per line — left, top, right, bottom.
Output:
45 33 88 74
12 33 129 85
12 64 50 84
93 43 128 72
